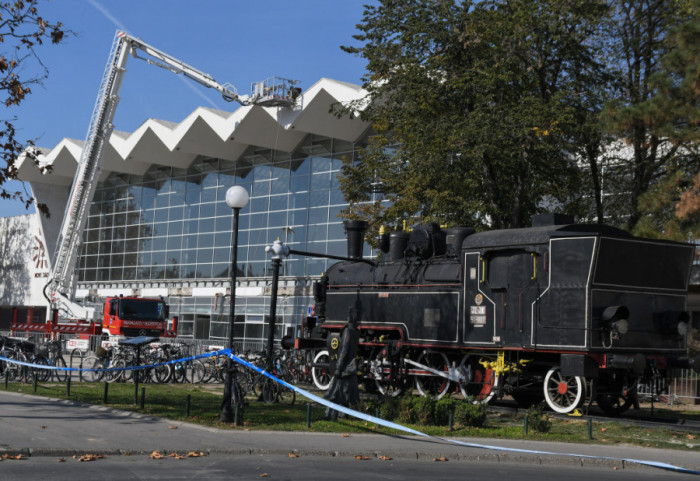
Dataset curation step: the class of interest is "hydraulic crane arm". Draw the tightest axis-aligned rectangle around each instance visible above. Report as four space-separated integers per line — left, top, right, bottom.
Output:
45 30 300 319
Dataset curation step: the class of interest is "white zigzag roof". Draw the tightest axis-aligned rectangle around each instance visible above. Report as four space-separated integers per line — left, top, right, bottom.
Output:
17 78 369 185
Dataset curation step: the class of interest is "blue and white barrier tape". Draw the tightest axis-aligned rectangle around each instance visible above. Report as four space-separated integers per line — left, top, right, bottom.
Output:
1 349 697 475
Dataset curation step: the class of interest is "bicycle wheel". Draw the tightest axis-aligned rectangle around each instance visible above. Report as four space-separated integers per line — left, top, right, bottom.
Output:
52 356 68 382
30 356 51 383
172 362 187 383
84 356 104 382
189 360 206 383
277 384 296 405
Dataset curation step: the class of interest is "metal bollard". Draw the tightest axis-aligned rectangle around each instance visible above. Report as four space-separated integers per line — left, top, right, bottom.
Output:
587 418 593 439
4 370 8 389
103 382 109 404
306 404 311 428
141 387 145 409
33 374 37 393
523 415 528 435
66 375 71 396
186 394 191 417
448 412 454 431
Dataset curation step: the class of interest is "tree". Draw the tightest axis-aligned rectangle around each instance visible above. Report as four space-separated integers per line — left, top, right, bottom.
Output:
0 0 67 216
601 0 697 237
338 0 609 235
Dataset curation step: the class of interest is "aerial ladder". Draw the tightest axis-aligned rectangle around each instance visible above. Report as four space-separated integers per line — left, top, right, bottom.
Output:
42 30 301 325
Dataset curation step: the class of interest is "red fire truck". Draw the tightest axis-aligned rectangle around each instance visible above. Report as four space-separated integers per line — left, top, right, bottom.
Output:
103 296 176 338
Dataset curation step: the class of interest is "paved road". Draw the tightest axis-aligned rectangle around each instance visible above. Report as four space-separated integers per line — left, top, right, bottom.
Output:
0 390 698 477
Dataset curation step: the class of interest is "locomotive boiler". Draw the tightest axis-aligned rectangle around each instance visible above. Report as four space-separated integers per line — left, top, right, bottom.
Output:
299 214 700 415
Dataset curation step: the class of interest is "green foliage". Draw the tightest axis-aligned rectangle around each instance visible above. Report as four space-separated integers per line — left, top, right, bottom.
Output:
454 401 487 428
339 0 610 231
525 405 552 433
434 396 457 426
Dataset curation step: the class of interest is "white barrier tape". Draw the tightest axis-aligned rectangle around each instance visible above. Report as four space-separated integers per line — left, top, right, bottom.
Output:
228 352 700 476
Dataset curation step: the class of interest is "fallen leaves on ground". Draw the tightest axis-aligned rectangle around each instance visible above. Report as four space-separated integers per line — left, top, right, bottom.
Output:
187 451 207 457
288 453 299 458
169 452 185 460
354 455 371 460
342 433 351 437
57 458 65 463
168 425 178 429
378 455 392 461
150 450 165 459
77 453 104 462
3 454 24 460
259 473 268 478
433 456 448 462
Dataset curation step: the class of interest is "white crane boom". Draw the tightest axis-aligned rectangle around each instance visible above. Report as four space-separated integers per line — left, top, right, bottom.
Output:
45 30 300 319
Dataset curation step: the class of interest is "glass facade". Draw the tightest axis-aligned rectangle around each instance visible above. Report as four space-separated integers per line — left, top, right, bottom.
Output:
75 135 383 345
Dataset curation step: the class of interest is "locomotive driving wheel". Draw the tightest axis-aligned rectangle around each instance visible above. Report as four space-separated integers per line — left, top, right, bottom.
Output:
457 354 500 404
370 350 403 397
311 350 332 391
543 366 587 414
414 350 451 400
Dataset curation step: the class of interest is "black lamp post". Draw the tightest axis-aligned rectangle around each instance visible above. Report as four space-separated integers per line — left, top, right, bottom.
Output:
220 185 248 423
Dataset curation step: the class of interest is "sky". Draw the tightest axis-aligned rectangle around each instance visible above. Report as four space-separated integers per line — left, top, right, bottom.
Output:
1 0 371 217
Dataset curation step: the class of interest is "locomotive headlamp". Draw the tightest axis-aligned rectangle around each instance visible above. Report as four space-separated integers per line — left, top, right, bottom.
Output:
611 318 629 336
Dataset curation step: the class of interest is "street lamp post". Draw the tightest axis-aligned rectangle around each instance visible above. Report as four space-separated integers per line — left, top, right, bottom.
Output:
220 185 249 423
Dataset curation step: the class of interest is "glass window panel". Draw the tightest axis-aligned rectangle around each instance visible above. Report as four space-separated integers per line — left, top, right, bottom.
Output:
85 256 98 268
327 241 345 257
271 162 291 178
252 180 270 197
247 262 265 277
249 245 266 262
306 258 326 277
213 247 229 263
253 164 271 181
183 219 198 235
310 189 330 207
290 191 308 210
123 267 136 280
151 251 166 266
312 156 332 172
247 229 266 246
125 240 139 252
155 208 169 223
185 183 200 204
137 267 150 278
182 234 198 251
140 238 153 251
215 216 233 232
268 211 287 228
308 207 329 224
170 189 185 207
290 175 309 192
214 232 231 248
328 222 345 240
329 205 344 222
289 209 307 226
167 251 181 264
235 230 248 247
183 249 197 264
249 213 268 230
235 213 250 230
196 264 213 279
198 233 214 248
86 242 99 255
153 223 167 236
308 224 327 242
87 230 99 242
212 263 229 278
286 226 305 247
182 264 196 279
185 204 199 219
199 217 215 233
165 263 180 279
110 267 122 280
167 220 183 236
168 205 184 221
83 269 97 282
150 267 165 280
270 194 288 211
201 187 216 203
250 196 269 212
330 188 346 205
197 248 213 264
270 177 288 195
290 157 310 176
202 172 218 188
155 194 170 208
199 203 215 218
138 252 151 266
152 237 167 251
166 235 182 251
141 209 154 224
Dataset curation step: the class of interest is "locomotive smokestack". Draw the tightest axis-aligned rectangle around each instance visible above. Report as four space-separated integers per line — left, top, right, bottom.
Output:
344 220 368 259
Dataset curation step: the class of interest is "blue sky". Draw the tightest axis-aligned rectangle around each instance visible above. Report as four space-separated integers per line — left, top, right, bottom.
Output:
1 0 370 217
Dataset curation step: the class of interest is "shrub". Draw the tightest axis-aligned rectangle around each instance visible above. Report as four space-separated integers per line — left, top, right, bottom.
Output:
379 395 400 421
410 395 435 425
525 405 551 433
454 401 487 428
434 396 457 426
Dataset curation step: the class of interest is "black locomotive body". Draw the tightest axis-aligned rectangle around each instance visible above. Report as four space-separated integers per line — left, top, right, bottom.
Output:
301 215 699 414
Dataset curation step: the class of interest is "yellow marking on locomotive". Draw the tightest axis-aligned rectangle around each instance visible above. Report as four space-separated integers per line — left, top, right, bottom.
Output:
479 351 531 375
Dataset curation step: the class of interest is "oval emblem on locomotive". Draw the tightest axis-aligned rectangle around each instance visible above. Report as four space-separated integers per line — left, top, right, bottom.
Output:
475 294 483 306
331 338 339 350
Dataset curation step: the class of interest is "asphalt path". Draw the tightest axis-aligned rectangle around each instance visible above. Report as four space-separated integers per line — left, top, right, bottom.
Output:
0 390 698 480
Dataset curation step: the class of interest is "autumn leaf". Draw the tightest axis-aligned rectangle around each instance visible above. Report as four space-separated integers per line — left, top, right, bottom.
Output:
149 450 165 460
354 455 371 460
433 456 448 462
378 455 392 460
288 453 299 458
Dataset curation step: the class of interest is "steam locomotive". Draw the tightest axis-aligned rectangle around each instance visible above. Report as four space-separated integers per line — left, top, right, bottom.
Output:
298 214 700 415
